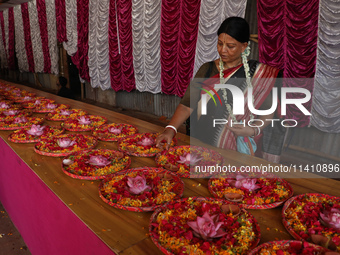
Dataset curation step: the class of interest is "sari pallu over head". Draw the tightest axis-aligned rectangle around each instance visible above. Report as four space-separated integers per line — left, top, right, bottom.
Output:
190 60 285 163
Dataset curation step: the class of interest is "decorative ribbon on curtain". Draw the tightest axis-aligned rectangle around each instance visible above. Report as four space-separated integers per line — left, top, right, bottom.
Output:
160 0 201 97
36 0 51 73
28 0 44 73
14 5 29 72
109 0 135 92
71 0 90 81
21 3 35 73
132 0 162 93
8 8 15 70
257 0 319 127
311 0 340 132
55 0 66 43
193 0 247 76
0 11 8 68
88 0 111 90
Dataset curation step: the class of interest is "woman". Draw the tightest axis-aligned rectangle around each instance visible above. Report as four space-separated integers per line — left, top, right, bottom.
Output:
156 17 285 163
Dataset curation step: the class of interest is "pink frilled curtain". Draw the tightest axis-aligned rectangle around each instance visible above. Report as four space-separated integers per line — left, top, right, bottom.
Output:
109 0 135 92
0 12 7 67
55 0 89 81
7 8 15 70
160 0 201 97
71 0 90 81
21 3 35 73
36 0 51 73
55 0 66 43
257 0 319 127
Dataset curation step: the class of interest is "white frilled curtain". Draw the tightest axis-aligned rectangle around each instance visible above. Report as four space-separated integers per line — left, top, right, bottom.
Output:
85 0 246 92
0 0 339 131
193 0 247 76
311 0 340 133
12 0 58 74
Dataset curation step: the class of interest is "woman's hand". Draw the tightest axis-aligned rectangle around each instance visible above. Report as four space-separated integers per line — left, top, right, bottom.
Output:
155 103 192 150
155 128 176 150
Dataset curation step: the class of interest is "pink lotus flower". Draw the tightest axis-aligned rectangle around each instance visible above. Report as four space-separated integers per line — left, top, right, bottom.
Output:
137 137 155 146
46 103 57 109
228 174 260 192
177 153 202 166
62 159 74 166
320 208 340 231
127 175 151 195
34 100 41 105
239 179 260 192
187 211 227 240
78 116 92 125
108 126 122 134
57 138 76 148
13 116 28 124
4 109 20 116
0 102 9 109
86 155 111 167
60 110 72 116
26 125 45 136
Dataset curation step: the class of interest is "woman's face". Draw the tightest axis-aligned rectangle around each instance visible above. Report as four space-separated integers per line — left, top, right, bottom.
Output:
217 33 248 66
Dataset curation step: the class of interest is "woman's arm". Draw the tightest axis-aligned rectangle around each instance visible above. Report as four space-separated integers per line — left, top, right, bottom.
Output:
155 62 213 149
155 104 192 149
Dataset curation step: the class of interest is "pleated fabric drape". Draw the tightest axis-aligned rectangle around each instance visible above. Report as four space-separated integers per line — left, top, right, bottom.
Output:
311 0 340 132
192 0 247 76
257 0 319 127
10 0 58 74
0 0 339 134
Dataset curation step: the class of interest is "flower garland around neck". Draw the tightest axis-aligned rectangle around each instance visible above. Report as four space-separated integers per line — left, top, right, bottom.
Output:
219 44 254 122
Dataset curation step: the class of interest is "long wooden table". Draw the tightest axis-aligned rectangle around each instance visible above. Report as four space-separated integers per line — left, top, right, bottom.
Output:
1 82 340 254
